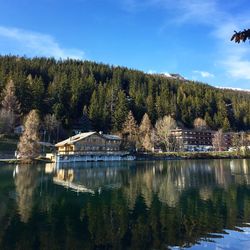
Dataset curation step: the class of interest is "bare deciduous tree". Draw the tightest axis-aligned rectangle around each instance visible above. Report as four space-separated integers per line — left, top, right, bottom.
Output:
232 132 247 152
122 110 139 151
193 117 207 130
155 115 177 151
0 79 21 133
139 113 153 151
17 110 40 160
212 129 226 151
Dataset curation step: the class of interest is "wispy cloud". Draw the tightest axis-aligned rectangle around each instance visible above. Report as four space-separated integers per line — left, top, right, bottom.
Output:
122 0 221 22
0 26 85 59
193 70 214 78
158 1 250 83
212 20 250 81
223 56 250 80
122 0 250 86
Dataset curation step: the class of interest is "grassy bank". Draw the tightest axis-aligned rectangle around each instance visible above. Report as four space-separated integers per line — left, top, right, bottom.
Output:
136 151 250 160
0 134 18 150
0 134 18 159
0 156 52 165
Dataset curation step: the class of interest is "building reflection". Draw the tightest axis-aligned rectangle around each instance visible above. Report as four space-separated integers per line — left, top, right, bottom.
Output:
48 161 131 194
50 159 250 209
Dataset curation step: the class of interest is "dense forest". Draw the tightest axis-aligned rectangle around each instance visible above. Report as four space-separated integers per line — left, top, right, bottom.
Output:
0 55 249 134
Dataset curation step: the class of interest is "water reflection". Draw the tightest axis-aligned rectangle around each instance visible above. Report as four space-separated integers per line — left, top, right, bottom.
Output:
0 159 249 249
13 165 39 223
49 159 250 209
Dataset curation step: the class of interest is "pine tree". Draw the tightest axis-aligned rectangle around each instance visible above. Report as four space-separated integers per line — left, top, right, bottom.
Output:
88 90 102 130
29 75 45 111
113 90 128 131
204 112 214 129
17 110 41 161
222 117 231 132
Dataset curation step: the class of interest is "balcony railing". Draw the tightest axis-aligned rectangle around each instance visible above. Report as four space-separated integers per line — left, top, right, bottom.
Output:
57 150 130 156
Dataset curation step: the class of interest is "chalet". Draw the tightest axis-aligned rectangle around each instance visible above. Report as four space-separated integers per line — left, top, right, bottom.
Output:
54 132 134 162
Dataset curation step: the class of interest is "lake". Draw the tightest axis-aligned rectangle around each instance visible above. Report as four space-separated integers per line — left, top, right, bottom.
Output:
0 159 250 249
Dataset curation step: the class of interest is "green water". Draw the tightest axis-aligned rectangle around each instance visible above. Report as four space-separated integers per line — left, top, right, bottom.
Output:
0 159 250 249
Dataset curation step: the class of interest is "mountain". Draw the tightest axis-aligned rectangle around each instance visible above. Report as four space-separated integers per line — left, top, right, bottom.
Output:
0 55 249 132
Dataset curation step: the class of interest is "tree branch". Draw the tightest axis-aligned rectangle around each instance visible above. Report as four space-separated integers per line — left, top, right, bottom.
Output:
231 29 250 43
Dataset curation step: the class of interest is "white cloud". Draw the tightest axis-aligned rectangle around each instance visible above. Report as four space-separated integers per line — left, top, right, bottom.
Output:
0 26 85 59
216 86 250 92
223 56 250 80
148 70 156 74
193 70 214 78
214 24 250 80
138 0 250 86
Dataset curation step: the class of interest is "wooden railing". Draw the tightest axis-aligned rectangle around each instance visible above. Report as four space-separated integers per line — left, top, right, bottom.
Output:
57 150 130 156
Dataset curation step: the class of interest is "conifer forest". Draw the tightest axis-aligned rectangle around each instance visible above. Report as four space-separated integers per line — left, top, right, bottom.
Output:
0 55 249 134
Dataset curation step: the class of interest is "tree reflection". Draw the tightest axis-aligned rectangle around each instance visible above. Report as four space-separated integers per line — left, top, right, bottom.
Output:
14 164 39 223
1 160 250 249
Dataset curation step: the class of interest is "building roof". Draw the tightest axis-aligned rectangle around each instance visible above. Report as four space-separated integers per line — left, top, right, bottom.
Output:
55 132 121 147
55 132 96 147
102 134 121 140
171 128 215 133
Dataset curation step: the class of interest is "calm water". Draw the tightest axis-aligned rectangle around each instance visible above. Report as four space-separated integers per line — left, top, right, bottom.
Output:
0 159 250 249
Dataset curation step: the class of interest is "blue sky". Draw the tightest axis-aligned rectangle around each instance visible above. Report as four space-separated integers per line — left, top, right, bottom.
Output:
0 0 250 89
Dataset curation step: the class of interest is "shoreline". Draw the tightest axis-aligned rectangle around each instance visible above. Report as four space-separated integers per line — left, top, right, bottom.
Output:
135 151 250 161
0 157 52 164
0 151 250 164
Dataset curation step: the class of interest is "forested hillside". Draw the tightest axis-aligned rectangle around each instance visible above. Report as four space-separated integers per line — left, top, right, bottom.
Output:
0 55 249 133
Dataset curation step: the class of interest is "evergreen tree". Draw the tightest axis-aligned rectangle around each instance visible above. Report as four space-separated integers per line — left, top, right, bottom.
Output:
204 112 214 129
88 90 102 130
222 117 231 132
113 90 128 132
28 75 45 111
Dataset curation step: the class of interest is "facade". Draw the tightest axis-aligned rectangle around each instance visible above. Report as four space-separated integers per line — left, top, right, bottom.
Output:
171 128 239 151
54 132 134 162
55 132 121 155
14 125 24 135
171 128 214 151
